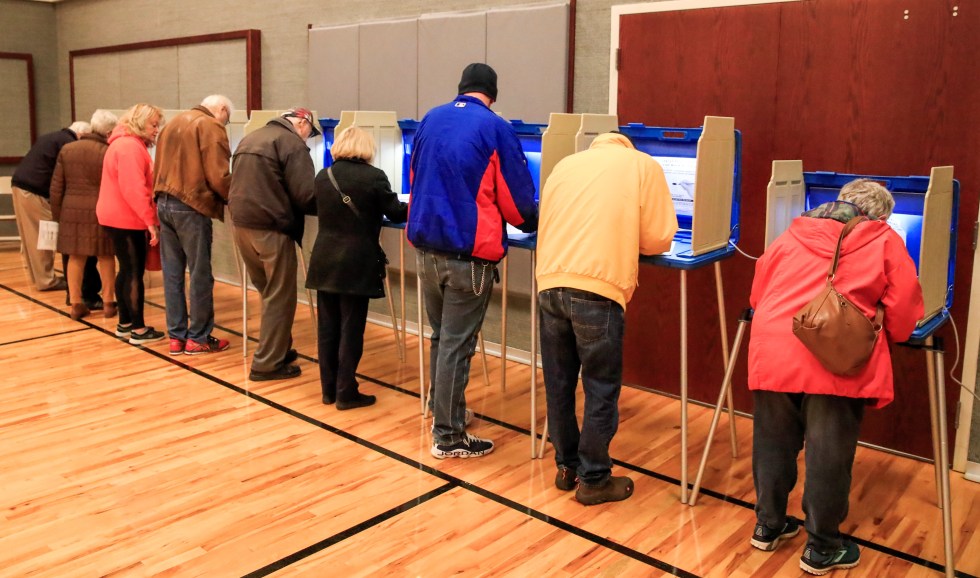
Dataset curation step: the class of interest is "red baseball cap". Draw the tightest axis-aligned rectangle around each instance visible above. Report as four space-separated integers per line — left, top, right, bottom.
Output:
281 108 321 137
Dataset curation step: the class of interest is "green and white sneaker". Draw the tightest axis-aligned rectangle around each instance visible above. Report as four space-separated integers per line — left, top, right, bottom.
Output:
800 540 860 575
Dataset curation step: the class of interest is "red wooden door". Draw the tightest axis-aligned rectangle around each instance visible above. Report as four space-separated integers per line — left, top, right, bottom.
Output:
617 0 978 458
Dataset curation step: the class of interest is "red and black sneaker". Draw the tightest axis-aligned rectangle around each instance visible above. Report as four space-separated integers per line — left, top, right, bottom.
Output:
185 336 231 355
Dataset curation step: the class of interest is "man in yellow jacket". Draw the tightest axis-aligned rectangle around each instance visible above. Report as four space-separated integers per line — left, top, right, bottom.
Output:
535 132 677 505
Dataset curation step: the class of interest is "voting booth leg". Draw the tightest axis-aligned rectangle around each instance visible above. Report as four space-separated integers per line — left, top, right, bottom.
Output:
926 337 955 577
400 234 407 361
416 274 427 417
384 274 404 361
689 312 751 507
500 257 508 391
530 250 540 459
229 230 248 359
926 336 944 508
680 270 689 503
295 247 317 332
714 261 738 458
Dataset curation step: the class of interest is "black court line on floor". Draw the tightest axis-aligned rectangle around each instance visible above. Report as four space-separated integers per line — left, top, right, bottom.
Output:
8 285 971 578
145 295 971 577
3 284 697 578
0 326 90 348
242 483 456 577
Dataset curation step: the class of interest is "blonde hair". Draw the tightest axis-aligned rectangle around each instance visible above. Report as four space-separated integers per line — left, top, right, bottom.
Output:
837 178 895 219
331 126 376 163
120 103 164 143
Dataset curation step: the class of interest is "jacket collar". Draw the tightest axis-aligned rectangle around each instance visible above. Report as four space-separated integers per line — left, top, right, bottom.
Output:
453 94 491 110
193 105 215 119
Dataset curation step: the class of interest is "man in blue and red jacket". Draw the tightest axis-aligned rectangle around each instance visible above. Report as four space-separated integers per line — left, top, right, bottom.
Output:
408 62 538 460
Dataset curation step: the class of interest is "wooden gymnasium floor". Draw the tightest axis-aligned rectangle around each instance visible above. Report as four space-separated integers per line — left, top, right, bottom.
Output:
0 244 977 577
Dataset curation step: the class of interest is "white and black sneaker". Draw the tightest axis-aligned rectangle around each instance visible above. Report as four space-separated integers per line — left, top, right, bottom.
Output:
129 327 165 345
751 518 801 551
431 433 494 459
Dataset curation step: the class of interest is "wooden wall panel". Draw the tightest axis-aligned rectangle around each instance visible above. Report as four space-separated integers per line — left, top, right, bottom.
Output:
0 55 34 162
617 3 782 420
617 0 977 458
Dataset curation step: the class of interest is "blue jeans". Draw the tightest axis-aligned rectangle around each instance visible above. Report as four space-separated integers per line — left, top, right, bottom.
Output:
157 194 215 343
539 287 625 486
752 391 865 553
416 249 496 445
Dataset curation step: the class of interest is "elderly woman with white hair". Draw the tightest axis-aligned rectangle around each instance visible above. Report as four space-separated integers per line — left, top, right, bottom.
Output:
51 110 120 320
746 178 924 574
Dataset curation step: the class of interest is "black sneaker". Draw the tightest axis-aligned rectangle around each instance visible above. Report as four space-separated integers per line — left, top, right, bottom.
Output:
115 323 133 337
800 540 861 575
129 327 165 345
249 363 301 382
575 476 634 505
555 466 577 491
431 434 494 459
751 518 801 551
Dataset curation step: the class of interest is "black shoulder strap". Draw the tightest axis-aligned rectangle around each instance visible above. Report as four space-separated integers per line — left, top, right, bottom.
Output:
327 166 363 222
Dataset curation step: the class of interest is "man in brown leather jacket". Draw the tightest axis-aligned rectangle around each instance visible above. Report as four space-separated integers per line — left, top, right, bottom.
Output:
153 95 233 356
228 108 318 381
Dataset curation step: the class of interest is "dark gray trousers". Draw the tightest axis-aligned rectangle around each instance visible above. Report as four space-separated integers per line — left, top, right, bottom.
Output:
752 390 865 553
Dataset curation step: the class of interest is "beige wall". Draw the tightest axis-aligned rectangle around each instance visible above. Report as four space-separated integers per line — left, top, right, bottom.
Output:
0 0 60 176
52 0 630 124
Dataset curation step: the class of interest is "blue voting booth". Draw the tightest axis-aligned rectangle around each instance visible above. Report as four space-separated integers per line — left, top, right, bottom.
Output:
620 121 742 269
764 166 960 341
803 170 959 340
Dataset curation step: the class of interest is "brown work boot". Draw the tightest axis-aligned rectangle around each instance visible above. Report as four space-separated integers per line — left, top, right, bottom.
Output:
555 466 577 491
575 476 634 505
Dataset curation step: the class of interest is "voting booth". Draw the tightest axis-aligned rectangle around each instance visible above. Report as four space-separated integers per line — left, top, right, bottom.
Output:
592 116 742 504
764 162 959 339
692 162 960 577
622 116 741 267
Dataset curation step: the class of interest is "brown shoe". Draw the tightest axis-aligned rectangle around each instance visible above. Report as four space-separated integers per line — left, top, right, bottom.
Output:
70 303 90 321
103 301 118 318
575 476 634 505
555 466 577 491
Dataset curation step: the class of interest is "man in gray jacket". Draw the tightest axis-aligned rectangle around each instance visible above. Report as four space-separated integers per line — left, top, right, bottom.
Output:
229 108 319 381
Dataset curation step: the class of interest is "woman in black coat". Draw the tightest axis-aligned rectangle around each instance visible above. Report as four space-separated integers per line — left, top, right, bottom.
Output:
307 126 408 409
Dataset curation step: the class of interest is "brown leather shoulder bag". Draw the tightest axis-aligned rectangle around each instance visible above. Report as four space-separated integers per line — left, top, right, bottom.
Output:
792 217 884 376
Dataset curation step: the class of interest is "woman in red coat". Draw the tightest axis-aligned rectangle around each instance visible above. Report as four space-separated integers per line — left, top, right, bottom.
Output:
747 179 923 574
96 103 165 344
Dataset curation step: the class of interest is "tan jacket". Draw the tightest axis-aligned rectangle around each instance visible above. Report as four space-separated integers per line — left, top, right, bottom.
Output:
535 133 678 309
153 106 231 219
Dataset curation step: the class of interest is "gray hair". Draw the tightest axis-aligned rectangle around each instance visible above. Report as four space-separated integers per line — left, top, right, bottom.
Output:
200 94 234 117
89 109 118 137
68 121 91 136
838 178 896 219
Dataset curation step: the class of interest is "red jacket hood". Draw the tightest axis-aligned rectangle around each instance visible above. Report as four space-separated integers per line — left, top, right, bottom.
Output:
787 216 894 260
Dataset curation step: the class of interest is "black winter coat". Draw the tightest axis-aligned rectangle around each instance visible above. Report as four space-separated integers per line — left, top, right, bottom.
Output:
305 159 407 298
12 129 78 197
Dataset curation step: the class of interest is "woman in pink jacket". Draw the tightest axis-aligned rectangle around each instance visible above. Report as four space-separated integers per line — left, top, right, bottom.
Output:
747 179 923 574
97 103 165 344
